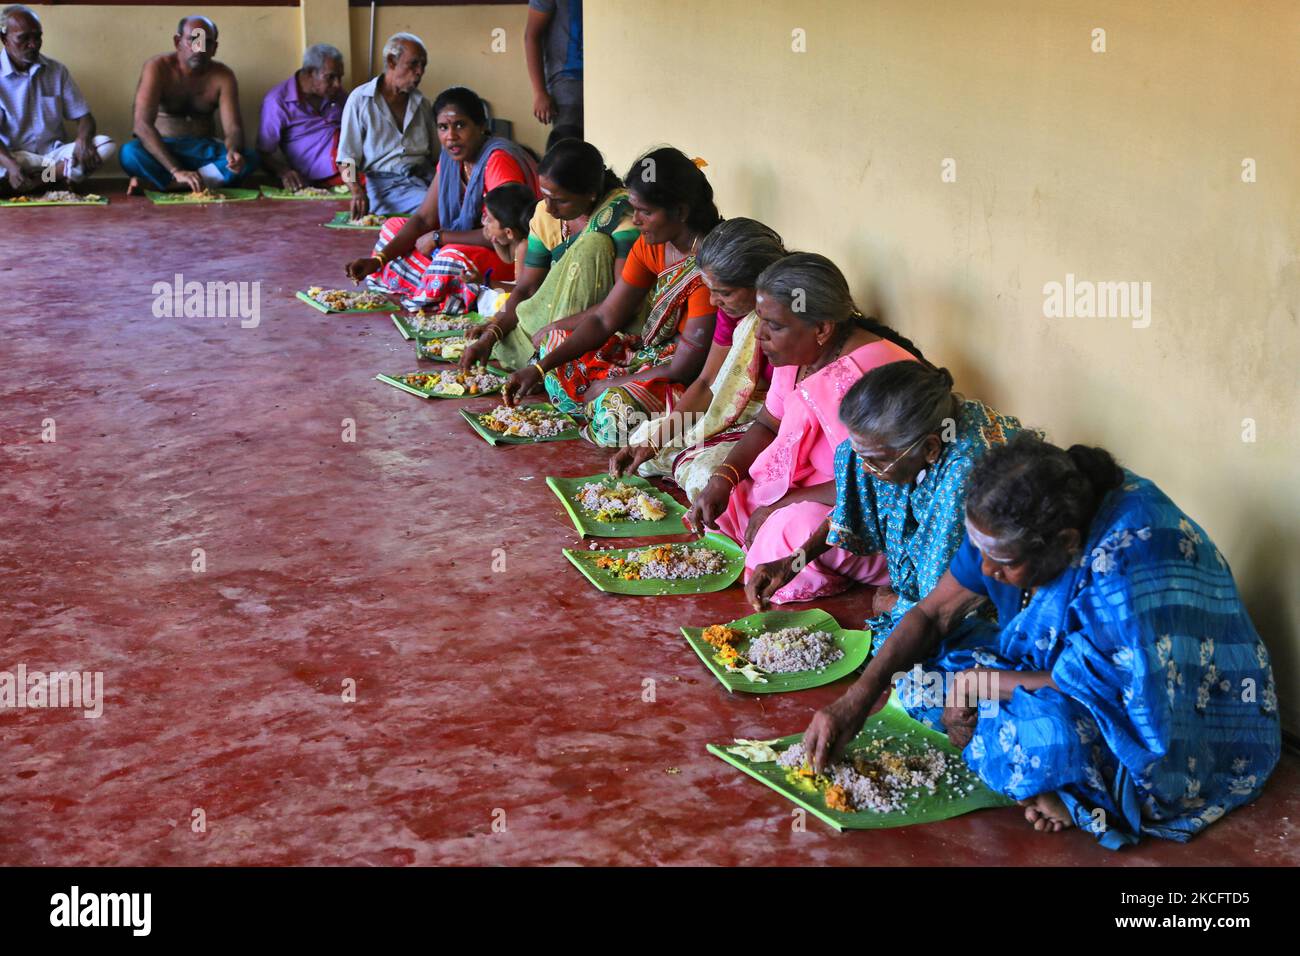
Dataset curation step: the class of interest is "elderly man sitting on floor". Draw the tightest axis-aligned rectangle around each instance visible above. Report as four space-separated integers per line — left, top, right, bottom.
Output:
0 4 116 195
119 15 258 193
336 31 433 218
257 42 346 191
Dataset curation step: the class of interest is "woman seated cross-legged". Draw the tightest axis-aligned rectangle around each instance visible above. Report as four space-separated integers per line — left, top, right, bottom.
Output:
801 434 1281 847
500 146 722 446
344 86 539 309
607 217 786 500
684 253 929 604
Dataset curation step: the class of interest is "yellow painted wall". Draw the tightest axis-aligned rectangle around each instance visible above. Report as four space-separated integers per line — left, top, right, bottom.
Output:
585 1 1300 728
25 3 547 169
300 0 351 68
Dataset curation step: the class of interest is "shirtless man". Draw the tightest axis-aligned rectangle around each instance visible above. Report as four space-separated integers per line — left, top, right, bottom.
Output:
118 15 258 192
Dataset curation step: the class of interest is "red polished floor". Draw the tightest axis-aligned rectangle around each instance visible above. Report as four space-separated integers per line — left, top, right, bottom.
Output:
1 191 1296 866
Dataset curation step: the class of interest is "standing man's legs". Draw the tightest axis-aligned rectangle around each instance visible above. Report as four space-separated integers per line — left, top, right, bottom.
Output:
549 75 584 136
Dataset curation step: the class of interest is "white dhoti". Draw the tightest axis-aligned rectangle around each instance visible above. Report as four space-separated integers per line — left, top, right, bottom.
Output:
13 134 117 183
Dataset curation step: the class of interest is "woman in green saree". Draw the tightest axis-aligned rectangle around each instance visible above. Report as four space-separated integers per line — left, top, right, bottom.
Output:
459 139 638 371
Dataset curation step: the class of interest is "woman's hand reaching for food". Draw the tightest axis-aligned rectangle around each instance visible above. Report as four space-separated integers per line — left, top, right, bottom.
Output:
745 554 800 611
345 257 381 283
458 333 495 370
802 693 869 774
502 363 544 406
609 444 655 478
684 475 733 534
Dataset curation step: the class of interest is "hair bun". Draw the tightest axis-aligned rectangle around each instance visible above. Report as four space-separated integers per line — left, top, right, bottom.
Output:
1066 444 1124 495
936 366 955 387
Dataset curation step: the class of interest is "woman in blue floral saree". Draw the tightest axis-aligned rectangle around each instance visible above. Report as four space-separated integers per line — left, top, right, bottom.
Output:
801 434 1280 847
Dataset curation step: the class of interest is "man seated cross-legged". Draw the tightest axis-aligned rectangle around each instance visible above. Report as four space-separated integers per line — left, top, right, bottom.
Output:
119 15 258 193
0 4 115 196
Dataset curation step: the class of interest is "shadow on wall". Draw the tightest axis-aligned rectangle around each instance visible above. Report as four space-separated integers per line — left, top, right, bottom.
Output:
1230 519 1300 728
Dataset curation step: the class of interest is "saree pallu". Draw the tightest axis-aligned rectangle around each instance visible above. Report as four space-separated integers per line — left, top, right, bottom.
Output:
827 400 1029 652
540 251 704 446
365 216 484 314
539 330 683 444
492 223 621 371
668 423 757 502
899 473 1281 848
436 138 539 232
628 311 767 502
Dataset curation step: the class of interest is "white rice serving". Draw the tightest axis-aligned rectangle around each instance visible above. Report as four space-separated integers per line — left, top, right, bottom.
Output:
631 544 726 579
745 627 843 673
776 739 950 813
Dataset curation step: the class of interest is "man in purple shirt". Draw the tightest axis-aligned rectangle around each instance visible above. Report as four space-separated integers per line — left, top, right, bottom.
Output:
0 5 115 195
257 43 346 191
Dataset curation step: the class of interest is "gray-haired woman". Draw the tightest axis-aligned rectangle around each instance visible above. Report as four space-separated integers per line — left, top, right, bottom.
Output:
747 360 1026 641
684 253 929 605
608 217 786 500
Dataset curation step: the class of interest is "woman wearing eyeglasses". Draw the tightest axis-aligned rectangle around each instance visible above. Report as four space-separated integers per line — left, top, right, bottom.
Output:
746 361 1025 642
683 253 925 604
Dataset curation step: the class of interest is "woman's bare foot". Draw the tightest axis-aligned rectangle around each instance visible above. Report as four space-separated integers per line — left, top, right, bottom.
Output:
1019 792 1075 833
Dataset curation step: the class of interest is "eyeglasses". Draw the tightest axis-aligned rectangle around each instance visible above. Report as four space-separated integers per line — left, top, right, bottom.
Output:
854 434 926 478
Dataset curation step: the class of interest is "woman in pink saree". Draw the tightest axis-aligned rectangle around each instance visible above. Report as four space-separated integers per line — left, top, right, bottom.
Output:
685 254 926 604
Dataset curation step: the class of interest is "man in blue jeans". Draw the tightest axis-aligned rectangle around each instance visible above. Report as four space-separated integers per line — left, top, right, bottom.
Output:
119 15 257 193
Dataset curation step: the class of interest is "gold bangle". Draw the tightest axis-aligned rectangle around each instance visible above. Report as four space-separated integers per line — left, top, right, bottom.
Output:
711 469 737 488
532 361 546 378
373 251 387 267
719 463 742 485
489 325 505 343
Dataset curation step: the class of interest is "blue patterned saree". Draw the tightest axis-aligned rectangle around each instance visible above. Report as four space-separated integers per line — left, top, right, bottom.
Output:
900 472 1281 848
